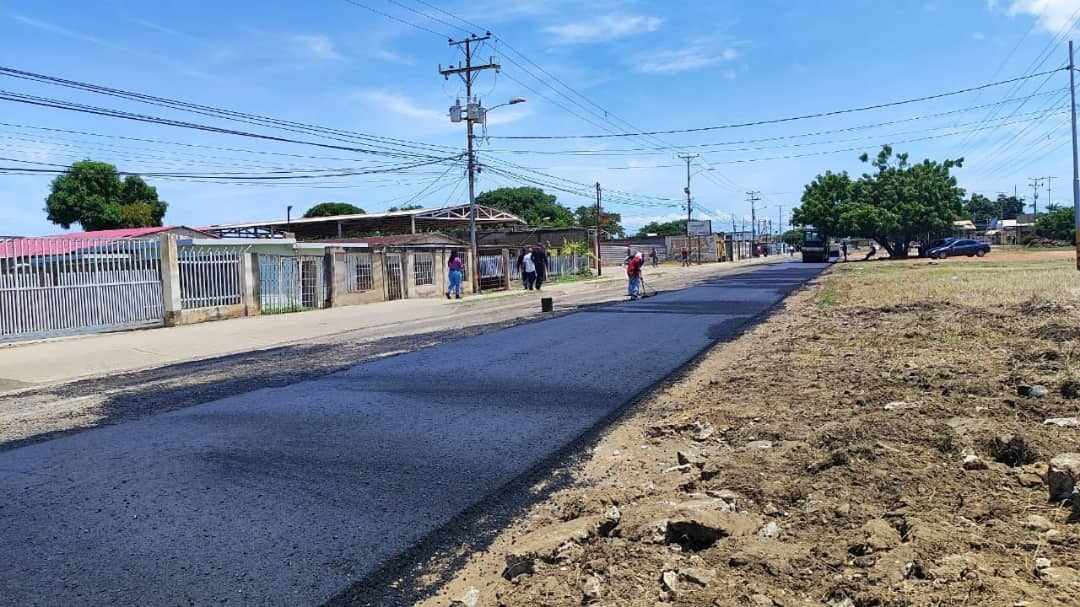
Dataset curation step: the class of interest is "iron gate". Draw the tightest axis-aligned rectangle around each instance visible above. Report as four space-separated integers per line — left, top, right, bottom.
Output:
385 254 403 300
0 237 164 341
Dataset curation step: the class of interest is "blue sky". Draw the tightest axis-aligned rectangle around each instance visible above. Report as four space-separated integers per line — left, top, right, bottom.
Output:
0 0 1078 236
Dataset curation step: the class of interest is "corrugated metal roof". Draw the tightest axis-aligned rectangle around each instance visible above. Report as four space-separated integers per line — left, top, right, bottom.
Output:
0 226 211 258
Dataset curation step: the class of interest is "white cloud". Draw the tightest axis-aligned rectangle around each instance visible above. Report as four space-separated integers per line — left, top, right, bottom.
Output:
972 31 988 40
635 46 740 74
545 14 662 44
291 34 343 61
356 91 530 129
1006 0 1080 33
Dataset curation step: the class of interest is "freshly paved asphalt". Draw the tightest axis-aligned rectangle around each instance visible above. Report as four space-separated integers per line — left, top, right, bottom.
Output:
0 261 825 606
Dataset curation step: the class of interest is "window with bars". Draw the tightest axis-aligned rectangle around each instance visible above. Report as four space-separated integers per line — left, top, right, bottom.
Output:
414 252 434 286
346 253 373 292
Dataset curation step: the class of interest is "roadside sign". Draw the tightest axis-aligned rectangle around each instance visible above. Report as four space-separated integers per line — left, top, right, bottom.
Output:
687 220 712 236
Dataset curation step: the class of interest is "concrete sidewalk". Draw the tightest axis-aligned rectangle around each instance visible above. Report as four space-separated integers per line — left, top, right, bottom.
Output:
0 259 779 390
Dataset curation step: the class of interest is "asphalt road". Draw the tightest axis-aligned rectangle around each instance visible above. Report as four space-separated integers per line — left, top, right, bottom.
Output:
0 261 825 606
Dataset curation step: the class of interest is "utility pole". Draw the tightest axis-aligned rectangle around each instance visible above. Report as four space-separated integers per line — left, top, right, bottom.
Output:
1070 40 1080 269
1047 176 1059 211
440 33 500 293
731 215 738 261
776 204 784 253
746 191 761 255
678 154 699 261
1028 177 1046 218
594 182 602 277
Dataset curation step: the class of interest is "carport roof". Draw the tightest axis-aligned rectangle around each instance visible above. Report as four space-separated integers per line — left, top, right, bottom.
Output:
204 204 525 232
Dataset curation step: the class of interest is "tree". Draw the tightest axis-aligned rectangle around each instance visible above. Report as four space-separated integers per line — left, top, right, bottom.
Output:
386 204 424 212
303 202 364 218
1035 206 1074 241
475 187 574 227
791 146 965 258
781 229 803 246
635 220 686 238
573 205 625 238
996 193 1026 219
45 161 168 231
964 193 996 222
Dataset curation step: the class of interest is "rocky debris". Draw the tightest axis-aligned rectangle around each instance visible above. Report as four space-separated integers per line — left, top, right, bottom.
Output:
502 514 618 579
449 587 479 607
691 421 716 442
928 553 988 581
962 454 989 471
677 567 715 588
869 545 917 583
1035 557 1052 571
665 505 763 551
1018 384 1049 399
660 570 679 594
598 506 621 537
1047 453 1080 501
746 440 773 450
676 450 703 467
580 574 602 604
990 433 1038 467
807 449 850 474
884 400 918 411
849 519 901 555
645 420 718 442
1013 465 1045 488
1038 566 1080 588
758 521 781 538
1060 380 1080 399
748 594 777 606
1045 417 1080 428
1022 514 1054 532
699 461 722 481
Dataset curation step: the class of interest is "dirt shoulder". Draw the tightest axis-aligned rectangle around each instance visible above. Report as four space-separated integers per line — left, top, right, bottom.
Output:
417 249 1080 607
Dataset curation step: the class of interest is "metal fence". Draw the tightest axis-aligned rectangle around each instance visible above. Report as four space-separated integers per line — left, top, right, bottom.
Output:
178 245 244 310
414 252 434 286
478 254 506 290
258 254 302 313
0 237 163 341
509 254 589 280
345 252 373 292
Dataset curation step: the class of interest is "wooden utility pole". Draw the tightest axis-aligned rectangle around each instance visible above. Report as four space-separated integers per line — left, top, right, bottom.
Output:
440 34 500 292
678 154 699 259
594 182 602 277
1028 177 1045 218
1070 40 1080 269
746 191 761 255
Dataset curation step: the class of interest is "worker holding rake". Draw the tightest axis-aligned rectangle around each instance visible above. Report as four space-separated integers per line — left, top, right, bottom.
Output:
626 249 645 300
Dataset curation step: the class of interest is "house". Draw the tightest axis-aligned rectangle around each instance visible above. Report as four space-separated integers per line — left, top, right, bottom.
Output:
952 219 978 237
986 218 1035 245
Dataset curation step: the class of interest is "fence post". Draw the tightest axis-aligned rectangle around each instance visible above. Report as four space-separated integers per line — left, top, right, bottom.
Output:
501 248 511 290
241 252 259 316
160 234 182 327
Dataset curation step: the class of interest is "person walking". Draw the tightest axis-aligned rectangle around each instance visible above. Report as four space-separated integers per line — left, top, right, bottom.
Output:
841 241 849 262
681 247 690 267
531 244 549 290
649 247 659 267
516 246 536 290
626 249 644 300
864 241 878 261
446 250 464 299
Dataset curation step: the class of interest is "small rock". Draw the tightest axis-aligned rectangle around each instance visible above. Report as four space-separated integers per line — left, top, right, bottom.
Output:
807 450 850 474
677 567 715 587
835 503 852 517
660 570 679 594
746 440 773 450
758 521 781 538
664 463 693 474
748 594 775 607
599 505 621 537
1047 453 1080 501
581 575 602 604
699 461 722 481
677 450 701 467
853 555 876 568
884 400 918 411
1018 385 1049 399
1045 417 1080 428
1017 473 1044 488
763 503 781 516
1038 566 1080 587
449 587 479 607
691 421 716 442
1035 557 1052 571
1060 380 1080 399
962 454 989 471
1023 514 1053 532
850 519 901 555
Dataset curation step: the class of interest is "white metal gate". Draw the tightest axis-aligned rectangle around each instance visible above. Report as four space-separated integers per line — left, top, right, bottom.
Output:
258 254 327 313
385 253 404 301
0 237 164 341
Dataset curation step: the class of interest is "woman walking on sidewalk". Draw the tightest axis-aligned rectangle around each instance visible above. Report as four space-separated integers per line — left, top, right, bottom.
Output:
446 250 464 299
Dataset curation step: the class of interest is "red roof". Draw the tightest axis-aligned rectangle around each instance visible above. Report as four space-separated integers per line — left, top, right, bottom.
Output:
0 226 204 258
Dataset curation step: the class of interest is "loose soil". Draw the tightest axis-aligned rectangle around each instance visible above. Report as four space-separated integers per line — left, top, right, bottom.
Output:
417 249 1080 607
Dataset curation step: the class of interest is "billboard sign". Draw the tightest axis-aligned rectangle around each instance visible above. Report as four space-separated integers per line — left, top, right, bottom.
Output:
687 220 712 236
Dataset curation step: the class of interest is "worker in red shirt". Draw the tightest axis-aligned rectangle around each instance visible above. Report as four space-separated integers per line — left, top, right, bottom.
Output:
626 249 644 300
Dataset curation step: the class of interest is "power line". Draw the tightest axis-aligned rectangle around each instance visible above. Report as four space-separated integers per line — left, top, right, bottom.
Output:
483 68 1067 140
340 0 451 38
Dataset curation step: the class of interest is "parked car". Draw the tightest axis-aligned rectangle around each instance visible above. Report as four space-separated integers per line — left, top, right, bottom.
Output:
928 239 990 259
918 237 957 258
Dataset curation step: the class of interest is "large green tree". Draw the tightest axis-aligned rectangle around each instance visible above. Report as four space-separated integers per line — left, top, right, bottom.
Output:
964 193 996 222
386 204 423 212
45 160 167 231
635 220 686 238
574 205 625 238
1035 205 1074 241
303 202 364 217
475 186 574 227
791 146 965 258
996 193 1026 219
